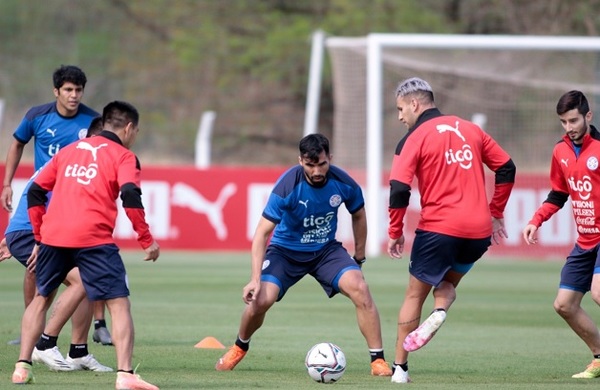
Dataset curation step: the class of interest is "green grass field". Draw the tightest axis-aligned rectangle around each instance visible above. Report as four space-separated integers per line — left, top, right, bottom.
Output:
1 252 600 389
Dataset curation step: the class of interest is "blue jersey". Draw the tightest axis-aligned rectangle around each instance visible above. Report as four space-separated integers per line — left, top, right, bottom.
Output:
263 165 364 252
5 164 49 234
13 102 99 170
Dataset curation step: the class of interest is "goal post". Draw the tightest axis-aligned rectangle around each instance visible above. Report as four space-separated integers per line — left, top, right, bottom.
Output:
318 33 600 257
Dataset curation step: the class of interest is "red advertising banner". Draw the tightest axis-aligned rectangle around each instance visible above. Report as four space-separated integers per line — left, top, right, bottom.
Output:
0 164 572 259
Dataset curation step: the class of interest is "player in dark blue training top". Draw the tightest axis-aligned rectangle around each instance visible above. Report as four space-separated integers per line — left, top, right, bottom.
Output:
216 133 393 377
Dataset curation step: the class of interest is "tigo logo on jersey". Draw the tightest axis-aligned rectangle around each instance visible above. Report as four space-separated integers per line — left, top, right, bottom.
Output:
65 163 98 185
568 176 592 200
445 144 473 169
303 212 335 228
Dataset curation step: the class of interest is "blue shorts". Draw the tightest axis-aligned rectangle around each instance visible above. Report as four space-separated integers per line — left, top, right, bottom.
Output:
261 241 361 301
560 244 600 293
5 230 35 267
410 230 491 287
36 243 129 300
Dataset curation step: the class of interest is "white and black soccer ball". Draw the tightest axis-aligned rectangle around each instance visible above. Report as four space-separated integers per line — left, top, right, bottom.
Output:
305 342 346 383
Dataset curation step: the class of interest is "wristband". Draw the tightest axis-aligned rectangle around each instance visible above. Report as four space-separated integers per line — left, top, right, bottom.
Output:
352 256 366 265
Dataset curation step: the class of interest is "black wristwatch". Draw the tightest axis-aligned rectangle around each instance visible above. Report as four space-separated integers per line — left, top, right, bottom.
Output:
352 256 367 266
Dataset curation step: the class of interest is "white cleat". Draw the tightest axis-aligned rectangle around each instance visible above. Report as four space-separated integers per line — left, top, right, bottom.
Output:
391 365 411 383
67 354 113 372
32 346 77 371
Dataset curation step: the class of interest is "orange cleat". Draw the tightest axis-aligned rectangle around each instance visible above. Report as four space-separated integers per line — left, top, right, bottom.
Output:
370 358 392 376
215 345 247 371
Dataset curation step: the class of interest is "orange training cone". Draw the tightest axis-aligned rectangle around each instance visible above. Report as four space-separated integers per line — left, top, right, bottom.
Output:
195 336 226 349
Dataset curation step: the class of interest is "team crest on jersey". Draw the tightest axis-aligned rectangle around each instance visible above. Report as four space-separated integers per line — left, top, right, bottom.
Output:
329 194 342 207
78 128 88 139
587 156 599 171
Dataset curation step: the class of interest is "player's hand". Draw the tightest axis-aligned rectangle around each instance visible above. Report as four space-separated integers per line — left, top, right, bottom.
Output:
522 224 538 245
0 237 12 262
26 244 39 273
491 217 508 245
387 236 405 259
143 241 160 262
242 280 260 304
1 185 13 213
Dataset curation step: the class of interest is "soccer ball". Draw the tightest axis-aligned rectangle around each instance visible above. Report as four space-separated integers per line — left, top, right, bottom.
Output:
305 342 346 383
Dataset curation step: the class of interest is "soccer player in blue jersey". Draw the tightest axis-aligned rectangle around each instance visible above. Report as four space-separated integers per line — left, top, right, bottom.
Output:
216 133 393 377
0 117 111 372
1 64 98 212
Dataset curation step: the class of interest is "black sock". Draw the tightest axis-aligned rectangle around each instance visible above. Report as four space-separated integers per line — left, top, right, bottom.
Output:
36 333 58 351
433 308 446 313
235 337 250 352
94 319 107 330
393 361 409 372
369 349 385 362
117 369 134 374
594 354 600 360
17 359 32 365
68 344 88 359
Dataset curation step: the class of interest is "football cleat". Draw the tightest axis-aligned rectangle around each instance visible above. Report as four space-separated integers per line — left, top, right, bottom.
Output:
93 327 113 346
572 359 600 379
370 358 392 376
403 310 446 352
215 345 247 371
67 354 113 372
12 362 35 384
32 346 77 371
391 364 411 383
115 372 159 390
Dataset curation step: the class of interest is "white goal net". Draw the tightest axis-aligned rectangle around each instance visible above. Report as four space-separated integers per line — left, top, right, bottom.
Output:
324 34 600 257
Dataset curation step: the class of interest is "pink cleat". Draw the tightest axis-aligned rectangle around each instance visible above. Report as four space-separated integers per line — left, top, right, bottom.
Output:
115 372 159 390
403 310 446 352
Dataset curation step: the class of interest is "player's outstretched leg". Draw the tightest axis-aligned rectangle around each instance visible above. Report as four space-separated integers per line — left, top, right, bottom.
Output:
572 359 600 379
403 309 446 352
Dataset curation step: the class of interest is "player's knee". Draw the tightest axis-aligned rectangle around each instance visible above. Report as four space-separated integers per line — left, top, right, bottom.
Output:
590 289 600 306
553 299 575 318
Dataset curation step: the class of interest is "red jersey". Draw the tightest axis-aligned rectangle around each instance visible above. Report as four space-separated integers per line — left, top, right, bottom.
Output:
389 108 515 239
28 131 154 248
529 127 600 249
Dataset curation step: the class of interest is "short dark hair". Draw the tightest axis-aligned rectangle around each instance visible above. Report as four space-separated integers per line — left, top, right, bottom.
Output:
102 101 139 129
556 90 589 116
87 116 103 138
53 65 87 89
299 133 330 162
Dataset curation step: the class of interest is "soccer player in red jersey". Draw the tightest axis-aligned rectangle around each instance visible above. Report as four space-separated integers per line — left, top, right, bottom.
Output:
12 101 160 390
387 77 516 383
523 90 600 379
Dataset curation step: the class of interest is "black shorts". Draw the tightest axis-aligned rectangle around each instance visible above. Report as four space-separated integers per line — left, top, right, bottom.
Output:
560 244 600 293
261 241 361 301
5 230 35 267
36 243 129 300
410 229 491 287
